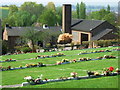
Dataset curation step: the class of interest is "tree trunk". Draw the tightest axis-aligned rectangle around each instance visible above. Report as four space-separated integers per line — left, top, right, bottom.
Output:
31 40 36 52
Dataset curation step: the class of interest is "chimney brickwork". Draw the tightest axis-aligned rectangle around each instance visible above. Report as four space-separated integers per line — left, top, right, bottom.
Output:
62 4 72 34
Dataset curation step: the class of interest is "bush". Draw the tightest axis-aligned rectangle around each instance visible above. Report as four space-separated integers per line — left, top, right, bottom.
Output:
2 40 8 54
82 39 120 47
82 41 89 48
14 46 32 53
20 47 32 53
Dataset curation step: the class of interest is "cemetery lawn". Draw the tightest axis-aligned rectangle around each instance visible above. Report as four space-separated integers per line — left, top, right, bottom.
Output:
21 76 119 88
1 46 119 88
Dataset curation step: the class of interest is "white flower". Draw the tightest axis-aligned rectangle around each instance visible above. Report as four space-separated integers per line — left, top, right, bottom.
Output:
70 72 77 76
24 76 32 80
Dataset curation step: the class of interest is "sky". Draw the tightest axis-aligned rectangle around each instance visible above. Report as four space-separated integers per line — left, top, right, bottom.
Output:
0 0 119 6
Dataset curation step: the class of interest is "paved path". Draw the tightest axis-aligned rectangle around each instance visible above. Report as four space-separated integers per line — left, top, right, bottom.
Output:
0 84 22 88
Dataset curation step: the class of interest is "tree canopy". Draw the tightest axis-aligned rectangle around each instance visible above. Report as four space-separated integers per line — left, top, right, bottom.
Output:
37 9 57 26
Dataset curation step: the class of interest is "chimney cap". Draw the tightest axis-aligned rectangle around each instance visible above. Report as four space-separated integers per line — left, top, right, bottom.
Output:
63 4 71 6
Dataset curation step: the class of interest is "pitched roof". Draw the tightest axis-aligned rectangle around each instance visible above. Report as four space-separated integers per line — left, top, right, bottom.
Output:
91 29 113 40
71 19 105 32
6 26 62 36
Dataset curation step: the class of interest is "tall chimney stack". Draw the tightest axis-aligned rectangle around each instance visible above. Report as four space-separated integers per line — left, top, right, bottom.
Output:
62 4 71 34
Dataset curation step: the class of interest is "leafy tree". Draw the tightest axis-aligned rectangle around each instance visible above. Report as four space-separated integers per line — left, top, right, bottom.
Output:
46 2 56 12
107 5 110 13
87 11 101 20
99 8 108 19
87 7 116 25
37 9 57 26
13 11 31 26
79 2 86 19
20 2 44 17
76 3 80 19
22 27 44 52
72 11 77 19
56 6 62 26
31 15 37 24
9 5 18 16
102 12 116 25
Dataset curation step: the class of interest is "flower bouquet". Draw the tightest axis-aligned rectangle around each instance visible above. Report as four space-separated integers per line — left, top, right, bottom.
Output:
70 72 78 78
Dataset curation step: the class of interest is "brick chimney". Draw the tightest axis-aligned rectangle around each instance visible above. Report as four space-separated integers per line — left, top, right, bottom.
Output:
62 4 72 34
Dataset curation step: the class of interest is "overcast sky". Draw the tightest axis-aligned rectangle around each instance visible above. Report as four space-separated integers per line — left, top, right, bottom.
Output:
0 0 119 6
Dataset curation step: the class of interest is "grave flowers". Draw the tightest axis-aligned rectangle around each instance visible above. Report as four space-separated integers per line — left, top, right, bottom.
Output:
70 72 78 78
116 68 120 74
24 75 43 85
103 55 116 59
24 76 35 85
102 67 114 76
108 67 114 72
36 53 65 59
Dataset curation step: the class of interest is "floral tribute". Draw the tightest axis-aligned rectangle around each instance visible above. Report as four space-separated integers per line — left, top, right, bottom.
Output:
78 49 112 55
70 72 78 78
56 59 70 65
22 67 119 86
24 74 43 85
0 62 46 71
102 66 115 76
0 59 16 63
36 53 65 59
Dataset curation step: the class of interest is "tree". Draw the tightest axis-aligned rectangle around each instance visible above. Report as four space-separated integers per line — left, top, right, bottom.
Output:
76 3 80 19
20 2 44 17
99 8 108 19
46 2 56 12
56 6 62 26
79 2 86 19
9 5 18 16
72 11 77 19
87 8 116 25
37 9 57 26
87 11 101 20
107 5 110 13
22 27 44 52
12 11 31 26
31 15 37 24
103 12 116 25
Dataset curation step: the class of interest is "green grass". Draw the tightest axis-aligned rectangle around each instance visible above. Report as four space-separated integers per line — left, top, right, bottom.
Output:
0 7 9 19
21 76 118 88
1 50 118 67
2 58 118 85
1 46 119 88
1 46 118 61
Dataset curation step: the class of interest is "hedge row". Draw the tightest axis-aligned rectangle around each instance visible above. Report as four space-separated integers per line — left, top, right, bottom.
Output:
82 39 120 47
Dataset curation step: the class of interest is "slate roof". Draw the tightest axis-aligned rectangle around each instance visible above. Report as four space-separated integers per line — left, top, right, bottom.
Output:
6 19 112 37
91 29 113 40
71 19 105 32
6 26 62 36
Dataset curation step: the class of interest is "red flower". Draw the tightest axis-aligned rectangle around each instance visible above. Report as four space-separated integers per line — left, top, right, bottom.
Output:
109 67 114 71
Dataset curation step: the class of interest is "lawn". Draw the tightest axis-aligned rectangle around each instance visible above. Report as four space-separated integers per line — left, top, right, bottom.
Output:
21 76 118 88
1 46 118 60
1 46 119 88
0 7 9 19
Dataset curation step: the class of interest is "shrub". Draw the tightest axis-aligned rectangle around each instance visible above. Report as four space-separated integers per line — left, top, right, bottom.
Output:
82 39 120 47
82 41 89 48
20 47 32 53
2 40 8 54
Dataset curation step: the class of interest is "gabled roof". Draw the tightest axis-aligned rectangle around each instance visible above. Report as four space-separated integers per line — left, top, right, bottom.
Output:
71 19 105 32
6 26 62 36
91 29 113 40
